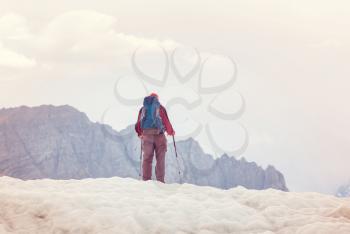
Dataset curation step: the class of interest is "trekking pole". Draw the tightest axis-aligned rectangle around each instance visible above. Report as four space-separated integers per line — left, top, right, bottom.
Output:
139 138 143 180
172 135 182 183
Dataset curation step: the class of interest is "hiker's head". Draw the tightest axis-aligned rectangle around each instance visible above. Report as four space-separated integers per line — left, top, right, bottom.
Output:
150 92 159 99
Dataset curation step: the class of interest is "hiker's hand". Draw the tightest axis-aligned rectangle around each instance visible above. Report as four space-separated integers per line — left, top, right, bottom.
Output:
167 131 175 136
138 135 143 139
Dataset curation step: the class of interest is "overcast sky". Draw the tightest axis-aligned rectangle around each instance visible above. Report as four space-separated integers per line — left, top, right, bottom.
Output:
0 0 349 194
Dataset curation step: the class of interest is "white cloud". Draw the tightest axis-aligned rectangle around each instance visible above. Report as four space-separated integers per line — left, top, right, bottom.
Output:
37 10 118 52
0 10 179 69
0 13 36 71
14 10 179 65
0 41 36 69
0 13 30 40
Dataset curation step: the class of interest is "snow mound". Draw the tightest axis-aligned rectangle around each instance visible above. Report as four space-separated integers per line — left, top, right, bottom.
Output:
0 177 349 234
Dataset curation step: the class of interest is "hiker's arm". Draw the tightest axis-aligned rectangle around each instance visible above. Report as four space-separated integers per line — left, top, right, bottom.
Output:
160 106 175 135
135 108 142 137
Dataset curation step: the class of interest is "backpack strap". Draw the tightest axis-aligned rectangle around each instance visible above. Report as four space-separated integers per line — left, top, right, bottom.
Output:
140 107 146 120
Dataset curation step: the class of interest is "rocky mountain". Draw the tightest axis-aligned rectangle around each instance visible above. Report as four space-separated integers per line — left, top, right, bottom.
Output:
336 182 350 197
0 105 288 191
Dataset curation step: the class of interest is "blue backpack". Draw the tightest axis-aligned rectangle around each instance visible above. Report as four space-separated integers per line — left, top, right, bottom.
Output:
141 96 164 132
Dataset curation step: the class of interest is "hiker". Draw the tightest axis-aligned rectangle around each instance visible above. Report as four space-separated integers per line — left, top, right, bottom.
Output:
135 93 175 183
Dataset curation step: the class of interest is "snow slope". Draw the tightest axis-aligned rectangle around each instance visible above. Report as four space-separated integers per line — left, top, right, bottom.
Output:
0 177 349 234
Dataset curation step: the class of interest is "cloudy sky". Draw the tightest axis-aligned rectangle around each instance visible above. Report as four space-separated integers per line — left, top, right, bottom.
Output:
0 0 349 194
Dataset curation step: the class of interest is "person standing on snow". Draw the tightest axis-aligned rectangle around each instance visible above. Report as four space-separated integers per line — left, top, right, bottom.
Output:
135 93 175 183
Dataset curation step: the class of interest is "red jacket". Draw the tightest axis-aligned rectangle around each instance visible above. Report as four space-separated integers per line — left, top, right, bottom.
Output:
135 105 175 136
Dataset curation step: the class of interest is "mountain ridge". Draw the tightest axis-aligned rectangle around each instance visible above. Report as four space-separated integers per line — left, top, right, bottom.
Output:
336 181 350 197
0 104 288 191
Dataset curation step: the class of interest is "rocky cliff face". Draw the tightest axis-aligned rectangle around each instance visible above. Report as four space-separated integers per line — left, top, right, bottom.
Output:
0 105 288 191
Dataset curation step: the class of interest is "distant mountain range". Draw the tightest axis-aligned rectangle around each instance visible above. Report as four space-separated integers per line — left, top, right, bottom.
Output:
336 182 350 197
0 105 288 191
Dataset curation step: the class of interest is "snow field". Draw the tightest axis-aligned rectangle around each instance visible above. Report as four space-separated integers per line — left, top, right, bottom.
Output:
0 176 349 234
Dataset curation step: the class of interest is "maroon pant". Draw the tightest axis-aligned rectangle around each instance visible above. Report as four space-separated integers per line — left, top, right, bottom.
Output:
142 134 167 182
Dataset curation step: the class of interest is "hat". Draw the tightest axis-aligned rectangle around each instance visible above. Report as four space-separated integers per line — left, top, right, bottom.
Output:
150 92 159 98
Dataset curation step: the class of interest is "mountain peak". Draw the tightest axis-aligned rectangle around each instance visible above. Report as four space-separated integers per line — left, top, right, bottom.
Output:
0 104 89 124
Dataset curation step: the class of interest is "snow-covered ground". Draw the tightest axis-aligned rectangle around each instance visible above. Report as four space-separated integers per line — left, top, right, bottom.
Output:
0 177 350 234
